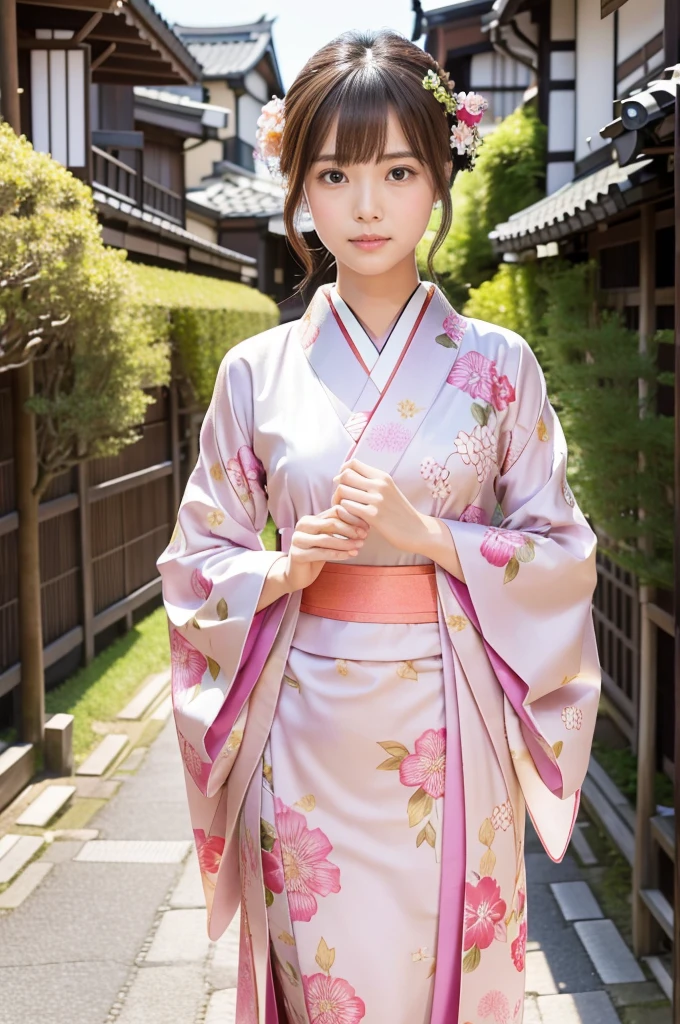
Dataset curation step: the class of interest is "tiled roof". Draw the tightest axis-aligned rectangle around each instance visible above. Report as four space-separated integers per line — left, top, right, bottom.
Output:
94 190 256 265
187 172 285 220
133 87 229 129
174 19 276 80
490 157 655 251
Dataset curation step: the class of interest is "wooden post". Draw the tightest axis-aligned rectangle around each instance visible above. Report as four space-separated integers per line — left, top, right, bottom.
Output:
672 74 680 1024
77 462 94 664
2 0 44 749
632 204 660 956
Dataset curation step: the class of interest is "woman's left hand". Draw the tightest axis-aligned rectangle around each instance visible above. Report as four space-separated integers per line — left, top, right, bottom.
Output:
331 458 427 554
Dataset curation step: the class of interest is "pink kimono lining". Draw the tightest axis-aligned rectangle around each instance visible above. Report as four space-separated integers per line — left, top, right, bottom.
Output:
445 573 564 798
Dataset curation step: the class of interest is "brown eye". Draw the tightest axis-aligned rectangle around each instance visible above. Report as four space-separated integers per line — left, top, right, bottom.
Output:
387 167 412 182
321 169 346 185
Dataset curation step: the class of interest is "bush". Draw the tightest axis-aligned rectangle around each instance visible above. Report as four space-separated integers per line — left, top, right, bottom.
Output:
128 264 280 407
418 105 546 308
0 125 169 496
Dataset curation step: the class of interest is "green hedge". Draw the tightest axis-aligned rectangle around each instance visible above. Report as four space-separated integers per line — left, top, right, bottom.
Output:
127 264 279 407
466 260 673 588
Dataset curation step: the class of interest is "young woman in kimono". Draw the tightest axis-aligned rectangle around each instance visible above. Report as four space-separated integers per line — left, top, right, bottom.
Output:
158 28 601 1024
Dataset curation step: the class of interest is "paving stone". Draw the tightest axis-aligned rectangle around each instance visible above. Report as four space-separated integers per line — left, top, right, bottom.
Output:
550 881 603 921
643 956 673 1001
538 991 620 1024
169 852 205 909
608 981 668 1007
118 747 148 772
522 996 542 1024
526 852 584 883
525 949 559 995
527 883 600 993
117 670 170 721
76 733 129 776
115 962 205 1024
209 910 240 990
15 784 76 827
74 839 191 863
0 834 20 860
41 840 84 863
0 960 129 1024
0 835 44 884
0 862 53 909
145 908 211 963
574 919 645 984
151 694 173 721
72 776 121 799
620 1004 673 1024
205 987 237 1024
47 828 99 842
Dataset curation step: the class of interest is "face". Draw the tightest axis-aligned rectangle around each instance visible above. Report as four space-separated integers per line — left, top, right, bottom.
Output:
303 106 447 278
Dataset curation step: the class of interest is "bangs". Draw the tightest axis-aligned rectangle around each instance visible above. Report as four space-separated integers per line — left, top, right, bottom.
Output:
310 68 432 167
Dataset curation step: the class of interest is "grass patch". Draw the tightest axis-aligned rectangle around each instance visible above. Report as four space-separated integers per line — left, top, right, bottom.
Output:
592 740 674 807
45 607 170 765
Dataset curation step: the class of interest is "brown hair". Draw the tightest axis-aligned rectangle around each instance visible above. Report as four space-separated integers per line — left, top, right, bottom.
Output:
279 29 457 292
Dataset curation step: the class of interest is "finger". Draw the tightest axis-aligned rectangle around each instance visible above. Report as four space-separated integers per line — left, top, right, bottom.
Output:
294 531 361 552
294 545 358 561
335 484 380 506
332 468 374 491
315 517 367 539
338 499 376 523
319 504 368 529
343 457 386 479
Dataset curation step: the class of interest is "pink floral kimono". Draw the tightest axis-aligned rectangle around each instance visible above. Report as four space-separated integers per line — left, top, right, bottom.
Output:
157 280 601 1024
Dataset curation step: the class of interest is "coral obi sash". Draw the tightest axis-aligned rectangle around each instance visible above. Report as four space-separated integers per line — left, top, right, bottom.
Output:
299 563 438 624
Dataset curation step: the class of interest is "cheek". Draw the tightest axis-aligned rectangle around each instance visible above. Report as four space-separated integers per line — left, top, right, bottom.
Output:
304 185 343 247
397 183 437 240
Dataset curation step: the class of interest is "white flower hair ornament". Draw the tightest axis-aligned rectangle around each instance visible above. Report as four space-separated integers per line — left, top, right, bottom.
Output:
254 95 286 182
422 68 488 170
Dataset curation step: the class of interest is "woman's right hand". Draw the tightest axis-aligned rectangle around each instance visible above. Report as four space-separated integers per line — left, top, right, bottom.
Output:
284 505 369 591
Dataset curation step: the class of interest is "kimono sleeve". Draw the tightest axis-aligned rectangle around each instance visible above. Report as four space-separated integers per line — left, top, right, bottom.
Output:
441 340 601 806
157 347 289 799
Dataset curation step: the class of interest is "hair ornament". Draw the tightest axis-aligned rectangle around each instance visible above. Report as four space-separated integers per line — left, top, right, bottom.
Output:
254 95 286 182
422 69 488 170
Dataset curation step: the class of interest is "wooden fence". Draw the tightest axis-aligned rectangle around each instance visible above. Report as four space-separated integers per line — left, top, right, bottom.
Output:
0 367 198 730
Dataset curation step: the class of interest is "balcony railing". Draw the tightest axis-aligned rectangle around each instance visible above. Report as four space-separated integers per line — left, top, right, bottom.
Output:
91 131 183 226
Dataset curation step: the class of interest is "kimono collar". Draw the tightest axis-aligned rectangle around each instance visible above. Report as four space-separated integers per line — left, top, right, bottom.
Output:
295 280 470 476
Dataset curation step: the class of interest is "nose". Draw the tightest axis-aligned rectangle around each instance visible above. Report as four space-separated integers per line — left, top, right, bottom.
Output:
353 179 382 224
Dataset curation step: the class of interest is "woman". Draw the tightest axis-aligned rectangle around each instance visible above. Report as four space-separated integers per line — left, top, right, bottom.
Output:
157 29 600 1024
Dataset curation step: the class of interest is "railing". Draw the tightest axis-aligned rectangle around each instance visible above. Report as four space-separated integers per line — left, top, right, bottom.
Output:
91 130 183 226
142 177 183 225
92 144 141 207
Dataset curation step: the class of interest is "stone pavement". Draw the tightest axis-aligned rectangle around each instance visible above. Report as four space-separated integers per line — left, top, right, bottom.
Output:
0 708 672 1024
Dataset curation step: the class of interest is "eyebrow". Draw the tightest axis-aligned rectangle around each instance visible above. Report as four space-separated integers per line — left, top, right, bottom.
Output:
313 150 417 163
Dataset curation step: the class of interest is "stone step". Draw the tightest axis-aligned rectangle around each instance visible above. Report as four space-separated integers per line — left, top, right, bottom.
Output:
151 694 173 721
0 743 34 814
15 784 76 827
74 839 191 864
550 881 603 921
0 834 45 885
574 919 645 984
76 733 129 776
0 861 53 909
117 670 171 721
581 775 635 866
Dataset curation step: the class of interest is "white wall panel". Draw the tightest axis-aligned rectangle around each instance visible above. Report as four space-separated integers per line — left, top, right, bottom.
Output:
548 90 576 153
551 51 575 80
575 0 614 161
618 0 664 61
30 50 50 155
551 0 575 40
48 48 67 165
67 49 86 167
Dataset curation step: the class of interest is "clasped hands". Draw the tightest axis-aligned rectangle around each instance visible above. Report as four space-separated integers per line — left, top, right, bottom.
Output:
280 458 438 594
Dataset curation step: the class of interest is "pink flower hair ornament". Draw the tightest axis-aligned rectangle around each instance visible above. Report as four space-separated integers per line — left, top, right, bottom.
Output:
254 95 286 182
422 68 488 170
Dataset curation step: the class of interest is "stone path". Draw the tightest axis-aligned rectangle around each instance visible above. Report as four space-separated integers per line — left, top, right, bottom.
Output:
0 708 672 1023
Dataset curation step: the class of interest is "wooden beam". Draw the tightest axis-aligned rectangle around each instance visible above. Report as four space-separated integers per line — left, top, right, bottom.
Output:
73 10 102 42
17 0 118 11
0 0 21 129
90 40 115 70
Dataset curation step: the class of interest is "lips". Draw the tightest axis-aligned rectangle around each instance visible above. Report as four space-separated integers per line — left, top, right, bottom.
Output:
349 235 390 250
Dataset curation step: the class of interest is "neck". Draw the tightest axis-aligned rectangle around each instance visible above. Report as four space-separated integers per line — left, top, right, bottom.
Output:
335 252 421 338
